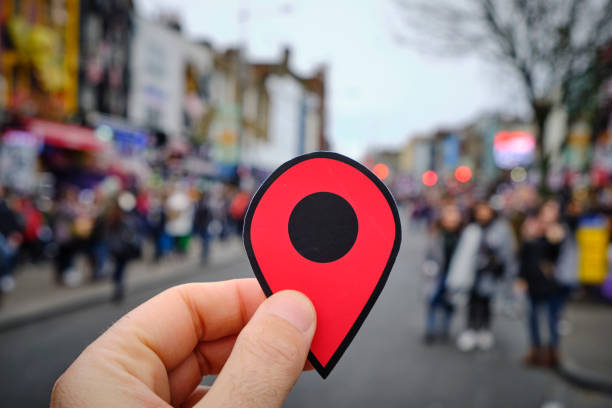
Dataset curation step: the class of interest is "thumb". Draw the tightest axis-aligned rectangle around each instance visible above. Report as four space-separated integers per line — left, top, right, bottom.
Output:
197 290 316 408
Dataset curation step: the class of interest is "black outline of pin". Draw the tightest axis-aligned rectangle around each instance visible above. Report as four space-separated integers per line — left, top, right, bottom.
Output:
243 151 402 378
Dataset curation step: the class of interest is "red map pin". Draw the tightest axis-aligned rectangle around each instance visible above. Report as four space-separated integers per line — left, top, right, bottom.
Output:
243 152 401 378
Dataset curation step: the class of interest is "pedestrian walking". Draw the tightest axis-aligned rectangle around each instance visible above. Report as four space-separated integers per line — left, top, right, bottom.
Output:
193 192 213 264
164 188 194 255
0 187 23 293
453 201 515 352
517 202 565 367
52 188 81 287
422 203 463 344
108 192 144 301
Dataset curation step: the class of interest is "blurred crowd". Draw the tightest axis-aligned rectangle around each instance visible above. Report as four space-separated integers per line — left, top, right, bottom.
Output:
414 181 612 369
0 181 250 301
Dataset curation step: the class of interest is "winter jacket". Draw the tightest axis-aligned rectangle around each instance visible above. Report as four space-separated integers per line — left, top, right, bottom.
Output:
519 237 561 299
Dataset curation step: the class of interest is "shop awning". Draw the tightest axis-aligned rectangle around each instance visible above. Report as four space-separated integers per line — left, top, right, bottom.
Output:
26 119 107 152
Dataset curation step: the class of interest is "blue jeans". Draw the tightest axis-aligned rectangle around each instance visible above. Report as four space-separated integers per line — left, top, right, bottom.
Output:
528 295 564 348
89 241 108 279
113 258 127 285
198 230 211 263
0 233 17 279
426 282 454 335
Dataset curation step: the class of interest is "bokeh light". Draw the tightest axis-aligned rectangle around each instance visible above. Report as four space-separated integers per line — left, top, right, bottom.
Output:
510 166 527 183
373 163 390 180
454 165 472 183
94 125 114 143
422 170 438 187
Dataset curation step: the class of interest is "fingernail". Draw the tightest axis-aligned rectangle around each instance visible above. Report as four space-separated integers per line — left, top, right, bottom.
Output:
266 291 315 333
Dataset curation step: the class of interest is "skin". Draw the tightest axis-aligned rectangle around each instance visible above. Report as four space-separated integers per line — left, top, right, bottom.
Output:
440 204 461 231
50 279 317 408
538 200 560 227
474 203 494 225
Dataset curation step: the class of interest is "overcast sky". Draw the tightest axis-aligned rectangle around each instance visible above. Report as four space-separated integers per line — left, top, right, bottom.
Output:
137 0 530 159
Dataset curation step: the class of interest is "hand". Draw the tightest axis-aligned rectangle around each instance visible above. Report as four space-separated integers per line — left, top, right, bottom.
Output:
50 279 316 407
545 223 565 244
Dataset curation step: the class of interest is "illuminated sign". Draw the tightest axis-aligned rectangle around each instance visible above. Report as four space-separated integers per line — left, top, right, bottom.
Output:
493 130 535 169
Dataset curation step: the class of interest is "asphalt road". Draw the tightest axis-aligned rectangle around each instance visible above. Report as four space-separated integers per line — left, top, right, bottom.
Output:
1 225 611 407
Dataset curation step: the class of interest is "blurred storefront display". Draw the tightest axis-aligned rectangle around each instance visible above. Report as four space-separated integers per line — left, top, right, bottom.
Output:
27 118 106 152
27 118 110 190
0 0 80 119
89 114 148 156
0 117 113 193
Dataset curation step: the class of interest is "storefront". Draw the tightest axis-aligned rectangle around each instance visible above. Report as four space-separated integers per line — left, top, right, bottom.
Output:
26 118 110 190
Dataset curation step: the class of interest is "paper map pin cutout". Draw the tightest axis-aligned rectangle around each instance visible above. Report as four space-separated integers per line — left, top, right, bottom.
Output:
243 152 401 378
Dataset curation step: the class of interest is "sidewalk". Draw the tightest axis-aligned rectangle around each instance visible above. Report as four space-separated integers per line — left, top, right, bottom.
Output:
0 238 245 332
560 301 612 394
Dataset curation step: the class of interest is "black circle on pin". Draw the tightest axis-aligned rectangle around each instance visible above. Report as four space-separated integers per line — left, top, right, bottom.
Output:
288 192 358 263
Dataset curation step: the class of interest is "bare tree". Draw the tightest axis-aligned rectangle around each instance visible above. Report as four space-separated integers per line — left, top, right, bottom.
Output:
392 0 612 188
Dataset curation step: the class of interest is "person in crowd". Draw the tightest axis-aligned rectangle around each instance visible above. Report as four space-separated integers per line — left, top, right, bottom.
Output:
454 200 516 352
422 202 464 344
517 202 565 367
107 191 144 301
135 187 152 224
164 187 195 255
193 191 213 264
0 187 23 293
87 189 111 281
555 198 581 298
208 185 229 241
52 188 81 287
229 189 250 235
220 188 234 239
150 190 168 261
134 187 153 253
412 197 434 230
14 194 44 263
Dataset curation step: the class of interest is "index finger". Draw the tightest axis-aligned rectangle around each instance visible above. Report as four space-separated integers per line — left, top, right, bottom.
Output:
103 278 266 372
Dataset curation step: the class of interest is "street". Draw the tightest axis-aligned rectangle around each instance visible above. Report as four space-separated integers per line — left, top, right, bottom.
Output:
1 225 611 407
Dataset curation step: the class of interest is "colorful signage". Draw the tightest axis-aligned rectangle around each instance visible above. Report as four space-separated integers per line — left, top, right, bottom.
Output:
493 130 535 169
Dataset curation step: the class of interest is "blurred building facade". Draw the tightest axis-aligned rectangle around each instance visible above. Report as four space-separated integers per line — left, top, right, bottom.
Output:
242 48 327 174
79 0 133 118
391 43 612 195
128 17 192 141
0 3 328 194
394 114 534 195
